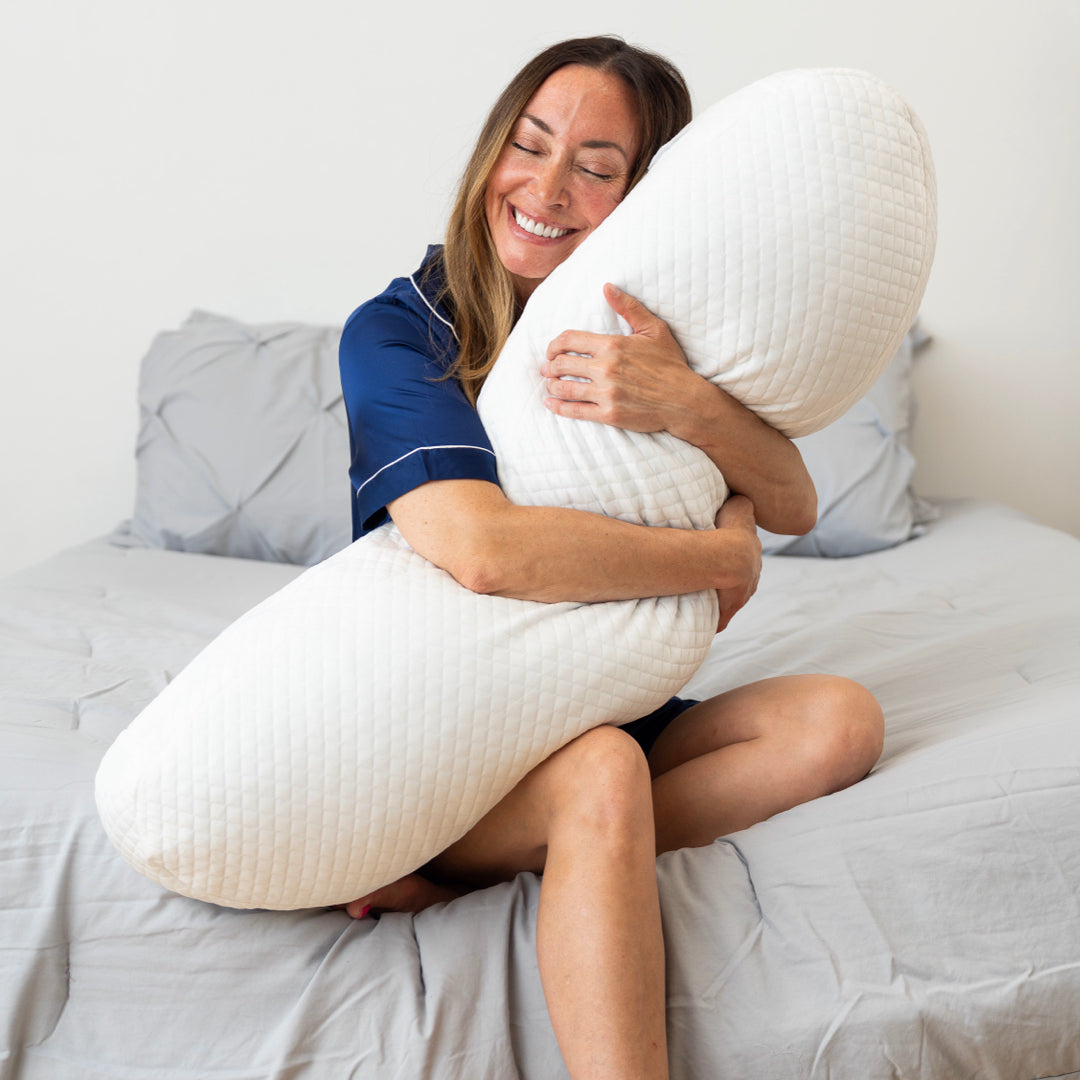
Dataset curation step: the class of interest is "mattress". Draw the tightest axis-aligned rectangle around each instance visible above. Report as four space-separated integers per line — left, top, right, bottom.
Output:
2 498 1079 1079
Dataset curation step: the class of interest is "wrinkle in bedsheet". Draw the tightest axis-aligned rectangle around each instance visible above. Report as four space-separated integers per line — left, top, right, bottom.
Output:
5 501 1080 1079
679 752 1080 1074
809 993 864 1076
0 817 80 1066
254 919 409 1080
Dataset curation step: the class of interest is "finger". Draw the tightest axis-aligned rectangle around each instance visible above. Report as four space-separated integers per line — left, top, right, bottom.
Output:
545 329 610 363
545 376 599 403
716 494 757 530
715 590 734 633
541 351 600 380
543 396 603 422
716 589 750 633
603 282 659 335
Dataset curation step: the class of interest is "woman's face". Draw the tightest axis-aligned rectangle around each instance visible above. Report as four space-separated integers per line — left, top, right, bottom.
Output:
485 64 642 303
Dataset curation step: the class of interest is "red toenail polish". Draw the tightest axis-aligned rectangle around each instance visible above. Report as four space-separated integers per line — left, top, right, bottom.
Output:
358 904 371 919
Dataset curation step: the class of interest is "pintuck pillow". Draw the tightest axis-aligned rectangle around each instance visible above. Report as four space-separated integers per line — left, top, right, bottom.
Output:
114 310 351 567
760 321 937 557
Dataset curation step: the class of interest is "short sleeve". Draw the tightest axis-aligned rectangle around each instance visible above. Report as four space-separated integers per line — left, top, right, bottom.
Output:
339 299 500 538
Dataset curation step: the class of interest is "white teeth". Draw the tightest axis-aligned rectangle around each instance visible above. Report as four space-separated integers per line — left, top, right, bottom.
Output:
514 209 569 238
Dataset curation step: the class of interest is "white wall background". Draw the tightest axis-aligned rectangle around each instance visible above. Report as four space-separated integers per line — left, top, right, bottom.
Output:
1 0 1077 577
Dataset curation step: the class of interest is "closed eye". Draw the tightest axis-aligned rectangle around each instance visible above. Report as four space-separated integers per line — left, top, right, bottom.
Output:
512 138 616 181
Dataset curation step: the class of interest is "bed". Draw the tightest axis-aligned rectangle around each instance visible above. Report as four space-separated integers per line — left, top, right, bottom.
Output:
2 310 1079 1079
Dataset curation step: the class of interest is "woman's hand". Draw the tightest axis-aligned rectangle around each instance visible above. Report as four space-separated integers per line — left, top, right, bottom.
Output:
541 284 817 537
713 495 761 633
541 283 697 434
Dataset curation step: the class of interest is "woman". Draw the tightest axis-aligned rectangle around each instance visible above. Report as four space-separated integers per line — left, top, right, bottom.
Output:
338 36 884 1080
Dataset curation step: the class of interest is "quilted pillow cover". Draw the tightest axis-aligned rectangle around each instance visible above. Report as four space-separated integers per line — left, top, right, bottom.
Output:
96 69 936 909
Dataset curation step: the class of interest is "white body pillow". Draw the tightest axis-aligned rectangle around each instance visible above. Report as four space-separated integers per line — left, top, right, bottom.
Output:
96 69 936 909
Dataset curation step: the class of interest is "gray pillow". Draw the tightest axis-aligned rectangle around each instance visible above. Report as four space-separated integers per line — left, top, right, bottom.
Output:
112 310 929 566
760 323 936 557
113 310 351 566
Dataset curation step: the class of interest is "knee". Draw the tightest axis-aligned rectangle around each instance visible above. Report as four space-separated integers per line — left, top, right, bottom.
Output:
806 677 885 792
552 726 654 843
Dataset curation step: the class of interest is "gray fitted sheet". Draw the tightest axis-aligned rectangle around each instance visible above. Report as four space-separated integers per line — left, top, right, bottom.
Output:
2 498 1079 1079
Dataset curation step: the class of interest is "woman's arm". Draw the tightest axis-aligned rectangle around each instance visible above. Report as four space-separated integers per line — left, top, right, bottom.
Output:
388 478 761 613
344 271 758 620
541 284 817 536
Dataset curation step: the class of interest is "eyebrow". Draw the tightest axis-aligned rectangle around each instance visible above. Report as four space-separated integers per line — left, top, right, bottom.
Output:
520 113 630 158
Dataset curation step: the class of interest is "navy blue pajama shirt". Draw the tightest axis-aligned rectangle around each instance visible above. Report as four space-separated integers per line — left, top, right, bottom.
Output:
338 245 697 754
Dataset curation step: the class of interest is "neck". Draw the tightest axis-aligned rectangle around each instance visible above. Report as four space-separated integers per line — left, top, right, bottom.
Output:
512 272 542 307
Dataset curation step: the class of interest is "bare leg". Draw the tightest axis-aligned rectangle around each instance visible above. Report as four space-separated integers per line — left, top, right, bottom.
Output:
648 674 884 852
347 725 668 1080
430 725 668 1080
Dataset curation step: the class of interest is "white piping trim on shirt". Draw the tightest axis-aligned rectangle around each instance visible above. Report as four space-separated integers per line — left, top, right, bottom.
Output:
355 444 496 496
409 274 460 343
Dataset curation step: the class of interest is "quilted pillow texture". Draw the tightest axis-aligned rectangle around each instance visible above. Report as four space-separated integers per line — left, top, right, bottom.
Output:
117 310 350 566
96 69 936 909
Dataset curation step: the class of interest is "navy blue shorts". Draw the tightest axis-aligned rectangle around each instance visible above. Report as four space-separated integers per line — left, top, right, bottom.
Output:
619 696 700 758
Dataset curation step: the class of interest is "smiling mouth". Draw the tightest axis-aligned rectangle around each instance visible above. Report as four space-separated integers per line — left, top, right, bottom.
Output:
511 205 575 239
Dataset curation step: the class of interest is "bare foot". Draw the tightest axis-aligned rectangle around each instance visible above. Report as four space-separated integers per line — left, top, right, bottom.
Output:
345 873 464 919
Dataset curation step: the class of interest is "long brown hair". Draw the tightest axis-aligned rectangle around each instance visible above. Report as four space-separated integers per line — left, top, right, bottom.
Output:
434 35 692 404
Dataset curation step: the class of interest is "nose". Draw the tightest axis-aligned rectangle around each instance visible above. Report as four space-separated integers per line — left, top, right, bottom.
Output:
530 155 568 208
